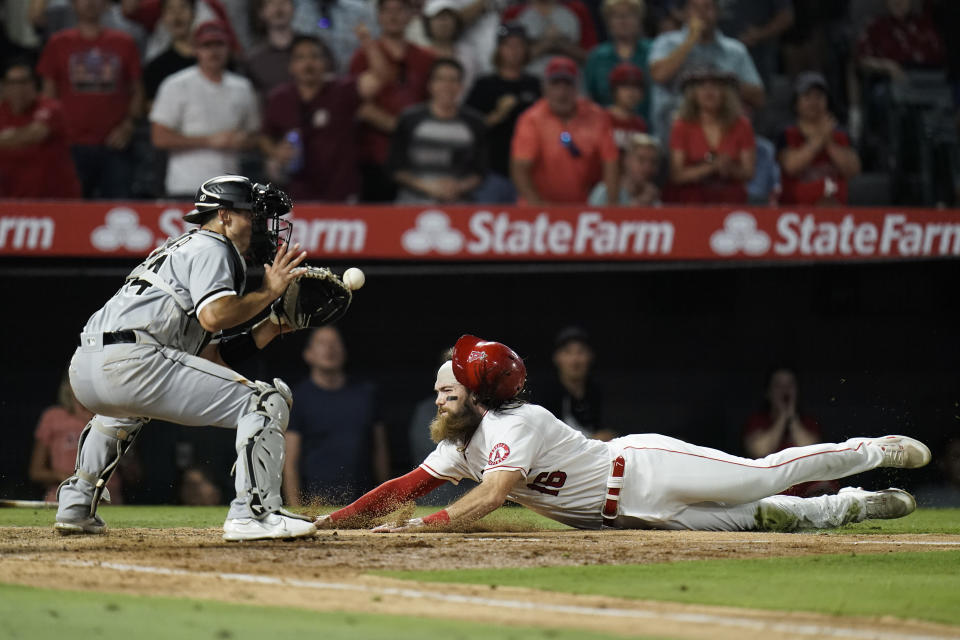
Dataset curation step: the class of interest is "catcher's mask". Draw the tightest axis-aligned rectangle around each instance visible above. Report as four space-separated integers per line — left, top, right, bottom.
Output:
451 335 527 406
187 175 293 264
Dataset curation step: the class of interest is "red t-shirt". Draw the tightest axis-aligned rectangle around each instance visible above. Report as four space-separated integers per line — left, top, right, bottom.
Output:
666 114 754 204
778 124 851 205
349 41 434 164
608 111 648 150
0 96 82 198
36 28 141 145
263 79 362 202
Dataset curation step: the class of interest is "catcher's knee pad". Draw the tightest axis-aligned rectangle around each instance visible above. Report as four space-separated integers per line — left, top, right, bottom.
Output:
235 378 292 517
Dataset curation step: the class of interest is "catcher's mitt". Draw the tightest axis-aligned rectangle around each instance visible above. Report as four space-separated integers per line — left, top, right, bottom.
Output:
271 266 352 330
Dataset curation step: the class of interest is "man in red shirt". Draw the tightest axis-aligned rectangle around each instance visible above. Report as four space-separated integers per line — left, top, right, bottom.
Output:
36 0 143 198
511 56 619 204
0 60 82 199
350 0 435 202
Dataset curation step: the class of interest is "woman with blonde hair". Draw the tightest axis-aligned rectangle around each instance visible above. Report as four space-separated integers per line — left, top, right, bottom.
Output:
665 66 755 204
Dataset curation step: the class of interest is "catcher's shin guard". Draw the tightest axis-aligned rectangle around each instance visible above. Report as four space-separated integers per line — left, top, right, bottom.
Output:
56 417 143 521
230 379 307 521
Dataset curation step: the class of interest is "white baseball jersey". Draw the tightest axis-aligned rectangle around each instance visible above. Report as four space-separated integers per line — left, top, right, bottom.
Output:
421 404 612 529
81 229 246 355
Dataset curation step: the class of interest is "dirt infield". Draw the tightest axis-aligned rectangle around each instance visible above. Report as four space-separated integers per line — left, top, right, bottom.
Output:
2 526 959 640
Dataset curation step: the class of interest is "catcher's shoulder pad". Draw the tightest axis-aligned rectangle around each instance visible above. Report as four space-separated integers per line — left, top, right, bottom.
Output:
277 265 353 330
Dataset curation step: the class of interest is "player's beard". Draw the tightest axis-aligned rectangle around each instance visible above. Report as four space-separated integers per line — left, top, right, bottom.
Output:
429 402 482 445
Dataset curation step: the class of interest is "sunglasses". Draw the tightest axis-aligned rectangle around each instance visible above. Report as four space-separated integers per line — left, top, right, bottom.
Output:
560 131 581 158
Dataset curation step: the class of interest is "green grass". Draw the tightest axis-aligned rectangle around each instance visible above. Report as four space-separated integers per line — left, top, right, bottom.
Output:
381 551 960 626
0 583 658 640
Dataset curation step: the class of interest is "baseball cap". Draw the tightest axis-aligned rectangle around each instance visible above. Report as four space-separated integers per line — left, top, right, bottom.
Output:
794 71 828 95
545 56 578 82
193 20 229 46
553 326 591 351
609 62 644 88
497 22 528 43
423 0 459 16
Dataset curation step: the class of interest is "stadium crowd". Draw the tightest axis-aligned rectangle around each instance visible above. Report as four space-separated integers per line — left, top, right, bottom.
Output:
2 0 958 207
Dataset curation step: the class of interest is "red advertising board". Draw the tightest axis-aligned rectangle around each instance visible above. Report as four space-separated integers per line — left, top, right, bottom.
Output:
1 200 958 262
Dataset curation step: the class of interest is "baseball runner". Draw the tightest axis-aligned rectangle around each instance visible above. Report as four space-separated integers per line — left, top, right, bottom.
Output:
318 335 931 533
57 175 351 540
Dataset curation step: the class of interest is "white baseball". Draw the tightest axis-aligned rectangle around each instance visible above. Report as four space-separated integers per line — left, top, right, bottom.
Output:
343 267 365 290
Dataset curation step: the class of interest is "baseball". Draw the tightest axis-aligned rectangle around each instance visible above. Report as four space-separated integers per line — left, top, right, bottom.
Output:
343 267 365 290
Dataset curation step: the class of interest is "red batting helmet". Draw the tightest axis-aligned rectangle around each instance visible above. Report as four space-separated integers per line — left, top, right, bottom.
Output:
452 335 527 403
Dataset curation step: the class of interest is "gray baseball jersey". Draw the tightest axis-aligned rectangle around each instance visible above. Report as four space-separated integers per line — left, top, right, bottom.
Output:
82 229 246 355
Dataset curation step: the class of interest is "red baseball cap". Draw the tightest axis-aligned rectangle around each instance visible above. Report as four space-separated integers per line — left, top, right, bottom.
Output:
194 21 229 46
544 56 578 82
609 62 644 88
452 335 527 403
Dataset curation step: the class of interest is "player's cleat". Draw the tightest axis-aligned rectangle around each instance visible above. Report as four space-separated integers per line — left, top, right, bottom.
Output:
53 514 107 535
223 513 317 541
869 435 931 469
839 487 917 519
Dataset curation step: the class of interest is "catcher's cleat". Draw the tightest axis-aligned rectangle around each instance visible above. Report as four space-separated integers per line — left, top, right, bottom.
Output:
869 436 931 469
839 487 917 520
54 514 107 535
223 513 317 541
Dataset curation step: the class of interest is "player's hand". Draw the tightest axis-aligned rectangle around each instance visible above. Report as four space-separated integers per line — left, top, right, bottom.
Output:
262 242 307 299
315 514 336 529
372 517 425 533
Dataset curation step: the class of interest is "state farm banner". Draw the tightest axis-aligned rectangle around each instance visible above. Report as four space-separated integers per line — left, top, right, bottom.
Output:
1 200 959 262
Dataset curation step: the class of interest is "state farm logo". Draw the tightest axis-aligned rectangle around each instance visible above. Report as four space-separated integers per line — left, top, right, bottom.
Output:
488 442 511 465
710 212 770 256
402 210 464 254
91 207 154 252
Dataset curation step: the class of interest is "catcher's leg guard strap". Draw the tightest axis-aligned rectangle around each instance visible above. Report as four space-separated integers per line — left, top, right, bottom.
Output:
230 379 294 519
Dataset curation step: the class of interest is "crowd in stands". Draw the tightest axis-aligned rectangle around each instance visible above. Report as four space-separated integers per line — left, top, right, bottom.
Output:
1 0 958 206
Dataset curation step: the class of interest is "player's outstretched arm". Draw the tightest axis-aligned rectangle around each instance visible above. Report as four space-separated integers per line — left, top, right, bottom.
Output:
315 467 446 529
373 469 522 533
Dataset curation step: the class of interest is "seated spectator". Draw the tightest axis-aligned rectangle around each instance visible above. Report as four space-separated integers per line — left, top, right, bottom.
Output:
28 370 124 503
665 67 755 204
261 35 381 201
607 62 648 149
388 58 495 203
36 0 143 199
420 0 481 95
511 56 619 204
150 21 259 197
584 0 651 118
350 0 435 202
0 59 82 198
537 326 616 441
283 326 389 505
744 367 835 498
245 0 297 100
647 0 763 141
778 72 861 206
858 0 945 82
465 23 540 189
176 466 223 505
716 0 793 89
293 0 379 74
515 0 587 78
143 0 198 105
589 131 660 205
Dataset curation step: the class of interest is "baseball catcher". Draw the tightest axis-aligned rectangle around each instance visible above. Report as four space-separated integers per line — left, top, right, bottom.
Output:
57 175 350 540
318 335 930 533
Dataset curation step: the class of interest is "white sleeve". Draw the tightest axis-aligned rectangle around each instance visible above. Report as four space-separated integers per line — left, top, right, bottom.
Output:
420 441 470 484
481 417 539 478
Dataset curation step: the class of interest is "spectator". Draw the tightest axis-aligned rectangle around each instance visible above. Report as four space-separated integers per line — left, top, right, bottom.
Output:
647 0 763 141
150 20 260 197
245 0 297 100
420 0 481 95
389 58 495 203
261 34 381 201
858 0 945 81
464 23 540 188
511 56 619 204
589 131 660 205
31 0 148 49
778 72 861 206
606 61 648 149
516 0 587 78
137 0 243 62
405 0 502 77
176 466 223 505
665 67 754 204
36 0 143 199
584 0 651 118
283 326 390 505
293 0 379 74
143 0 197 104
350 0 435 202
744 367 836 498
28 370 124 503
0 59 82 198
716 0 793 89
537 326 616 441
